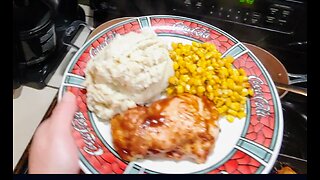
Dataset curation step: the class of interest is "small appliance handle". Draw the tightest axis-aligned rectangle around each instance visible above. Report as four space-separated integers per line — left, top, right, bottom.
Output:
288 73 307 84
61 20 94 50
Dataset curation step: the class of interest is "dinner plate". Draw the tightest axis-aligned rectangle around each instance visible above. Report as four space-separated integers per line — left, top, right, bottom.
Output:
58 15 283 174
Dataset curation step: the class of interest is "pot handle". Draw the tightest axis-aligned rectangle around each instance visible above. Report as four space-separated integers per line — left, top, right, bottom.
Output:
288 73 307 84
62 20 94 50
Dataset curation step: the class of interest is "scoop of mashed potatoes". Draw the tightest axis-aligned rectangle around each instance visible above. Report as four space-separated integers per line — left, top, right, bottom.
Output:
84 30 174 121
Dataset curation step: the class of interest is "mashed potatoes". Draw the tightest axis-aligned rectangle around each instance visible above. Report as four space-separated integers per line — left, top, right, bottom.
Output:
84 30 174 121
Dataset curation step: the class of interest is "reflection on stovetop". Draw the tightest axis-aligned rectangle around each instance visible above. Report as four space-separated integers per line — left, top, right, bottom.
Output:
266 47 307 75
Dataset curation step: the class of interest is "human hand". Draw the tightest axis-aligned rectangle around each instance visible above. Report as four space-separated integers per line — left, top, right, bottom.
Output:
28 92 80 174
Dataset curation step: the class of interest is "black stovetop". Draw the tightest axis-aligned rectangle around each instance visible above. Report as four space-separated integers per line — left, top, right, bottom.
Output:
272 92 307 174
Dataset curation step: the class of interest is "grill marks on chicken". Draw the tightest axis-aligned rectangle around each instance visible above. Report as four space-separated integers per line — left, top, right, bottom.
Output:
111 93 220 163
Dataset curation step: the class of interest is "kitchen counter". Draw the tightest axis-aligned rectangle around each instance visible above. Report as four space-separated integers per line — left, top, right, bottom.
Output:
13 86 57 170
13 4 93 171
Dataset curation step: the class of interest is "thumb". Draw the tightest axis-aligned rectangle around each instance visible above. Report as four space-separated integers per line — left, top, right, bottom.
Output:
50 92 78 127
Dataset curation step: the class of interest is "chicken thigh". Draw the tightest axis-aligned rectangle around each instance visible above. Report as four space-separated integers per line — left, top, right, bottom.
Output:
111 93 220 163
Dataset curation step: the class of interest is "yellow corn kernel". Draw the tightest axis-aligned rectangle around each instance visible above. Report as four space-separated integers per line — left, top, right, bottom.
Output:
233 91 242 101
185 44 192 51
169 76 178 85
227 109 238 116
216 99 225 108
248 89 254 96
219 67 229 78
185 84 191 92
224 55 234 63
239 68 246 76
240 99 246 105
222 89 232 96
166 87 174 95
214 78 222 84
212 75 219 81
169 52 176 60
230 103 241 111
205 52 214 59
208 92 214 100
176 85 184 94
232 75 239 83
204 71 212 79
180 74 190 82
242 76 249 82
206 84 214 93
170 50 176 55
191 46 199 51
240 96 247 102
180 68 189 74
187 78 194 85
186 63 197 73
221 81 228 89
178 80 187 87
197 67 204 74
184 56 192 62
222 94 229 98
192 41 201 47
216 52 222 58
176 55 183 62
196 51 205 58
225 62 232 68
173 62 179 70
217 105 228 114
178 58 186 67
212 62 220 68
201 76 207 83
226 115 235 123
239 100 245 105
208 79 215 86
225 98 232 107
237 111 246 119
243 82 251 88
228 68 234 76
171 42 178 49
233 69 240 76
233 85 242 92
197 91 204 96
192 54 200 61
175 71 180 78
227 81 235 90
196 59 204 67
200 48 207 54
189 64 197 73
175 48 182 55
237 76 244 83
185 62 192 69
190 86 197 94
213 89 221 96
192 79 200 86
241 88 249 96
230 95 237 101
202 42 210 48
197 86 206 93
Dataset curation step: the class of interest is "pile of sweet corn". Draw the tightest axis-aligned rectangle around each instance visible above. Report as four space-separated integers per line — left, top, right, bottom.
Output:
166 42 254 122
